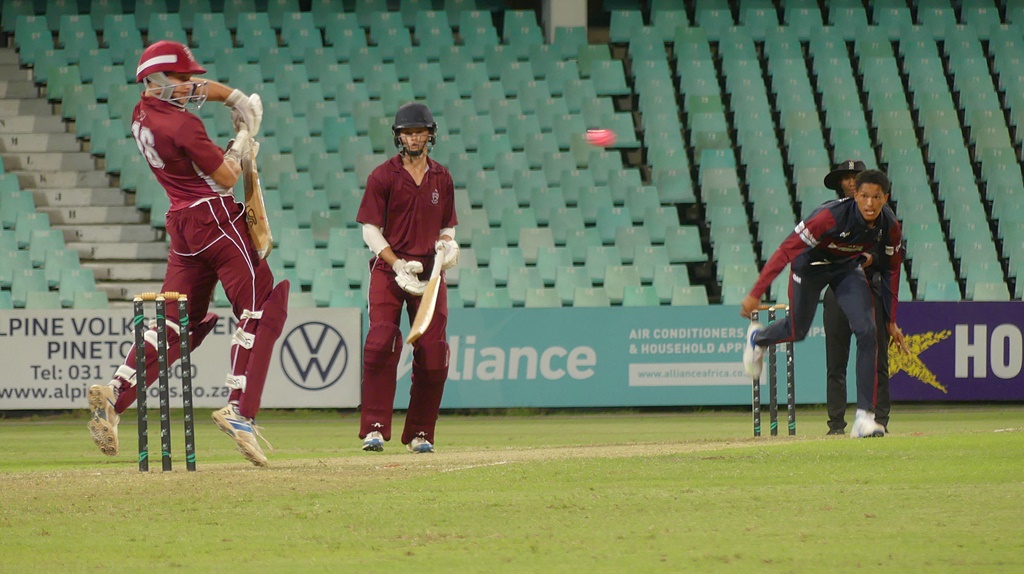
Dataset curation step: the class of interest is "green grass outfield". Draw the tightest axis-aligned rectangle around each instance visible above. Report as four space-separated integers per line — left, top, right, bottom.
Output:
2 406 1022 573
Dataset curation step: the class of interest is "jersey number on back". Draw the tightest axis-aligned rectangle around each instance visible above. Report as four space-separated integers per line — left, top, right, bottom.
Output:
132 122 166 169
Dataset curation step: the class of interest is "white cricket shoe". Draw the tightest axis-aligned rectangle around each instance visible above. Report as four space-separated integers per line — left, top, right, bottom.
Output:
742 322 766 379
407 435 434 453
362 431 384 452
87 384 120 456
212 405 268 466
850 410 886 438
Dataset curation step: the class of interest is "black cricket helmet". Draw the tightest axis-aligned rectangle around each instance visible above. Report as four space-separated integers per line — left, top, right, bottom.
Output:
392 102 437 150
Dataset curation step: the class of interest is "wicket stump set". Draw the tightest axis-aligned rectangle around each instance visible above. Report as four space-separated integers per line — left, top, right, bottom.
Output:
134 292 197 472
750 304 796 437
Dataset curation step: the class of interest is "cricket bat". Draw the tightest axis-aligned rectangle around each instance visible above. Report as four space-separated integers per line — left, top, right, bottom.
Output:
406 249 445 344
242 136 273 260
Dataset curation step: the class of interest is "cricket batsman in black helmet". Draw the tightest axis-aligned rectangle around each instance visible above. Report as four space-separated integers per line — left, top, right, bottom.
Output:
355 102 460 453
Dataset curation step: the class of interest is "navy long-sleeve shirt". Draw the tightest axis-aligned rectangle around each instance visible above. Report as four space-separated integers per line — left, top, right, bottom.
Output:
750 197 904 321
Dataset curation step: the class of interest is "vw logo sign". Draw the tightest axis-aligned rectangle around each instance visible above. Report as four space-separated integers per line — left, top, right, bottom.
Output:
280 321 349 390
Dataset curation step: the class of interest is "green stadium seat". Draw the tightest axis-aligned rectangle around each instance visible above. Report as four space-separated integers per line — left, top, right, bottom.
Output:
57 268 95 307
286 291 315 309
502 13 543 59
694 8 733 40
0 248 30 289
921 280 960 302
565 225 602 263
652 170 696 205
327 228 362 264
28 229 65 268
551 26 587 59
576 186 613 226
518 227 555 264
572 287 611 307
324 285 364 308
535 246 572 287
651 8 687 42
176 0 212 30
541 200 583 242
445 246 476 288
828 6 868 39
875 6 912 39
72 290 109 309
500 208 538 246
11 268 47 308
629 245 668 283
458 267 496 307
970 282 1011 301
57 14 96 58
2 0 35 37
603 265 641 305
614 227 652 264
375 27 414 64
475 288 512 309
310 264 343 306
524 287 562 308
782 7 823 40
14 15 52 67
584 245 622 285
467 227 502 266
448 0 482 25
340 246 373 288
664 226 708 264
14 212 49 248
609 10 643 44
642 206 680 245
590 60 630 97
651 264 691 303
1 190 35 230
444 285 463 309
25 290 62 309
321 14 364 58
595 207 633 245
147 13 187 44
60 83 96 121
621 285 661 307
671 285 710 306
488 247 524 286
506 267 543 306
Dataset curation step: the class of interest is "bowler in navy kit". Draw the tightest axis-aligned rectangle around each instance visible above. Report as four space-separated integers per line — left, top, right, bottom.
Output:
739 170 909 438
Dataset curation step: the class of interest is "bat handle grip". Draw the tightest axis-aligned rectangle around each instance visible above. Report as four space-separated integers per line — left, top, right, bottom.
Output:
431 246 444 280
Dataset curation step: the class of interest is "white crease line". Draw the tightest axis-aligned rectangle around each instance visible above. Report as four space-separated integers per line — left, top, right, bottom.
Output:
440 460 510 473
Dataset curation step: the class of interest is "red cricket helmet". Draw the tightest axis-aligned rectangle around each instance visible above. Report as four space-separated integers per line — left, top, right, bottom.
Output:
136 40 207 83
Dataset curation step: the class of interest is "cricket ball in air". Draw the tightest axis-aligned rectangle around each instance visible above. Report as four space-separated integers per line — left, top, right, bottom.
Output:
585 129 617 147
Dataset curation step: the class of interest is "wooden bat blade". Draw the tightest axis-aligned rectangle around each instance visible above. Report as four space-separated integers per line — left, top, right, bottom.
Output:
406 251 445 344
243 141 273 259
406 276 440 344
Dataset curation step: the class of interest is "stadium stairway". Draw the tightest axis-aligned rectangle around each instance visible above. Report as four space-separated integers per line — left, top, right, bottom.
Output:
0 45 165 304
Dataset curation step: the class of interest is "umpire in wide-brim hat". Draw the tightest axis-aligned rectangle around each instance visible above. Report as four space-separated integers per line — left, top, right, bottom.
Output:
823 159 867 194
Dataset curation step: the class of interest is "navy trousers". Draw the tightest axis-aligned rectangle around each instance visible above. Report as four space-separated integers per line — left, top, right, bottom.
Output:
753 261 880 412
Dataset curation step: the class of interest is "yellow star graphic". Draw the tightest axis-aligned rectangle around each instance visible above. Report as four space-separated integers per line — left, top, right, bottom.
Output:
889 330 952 393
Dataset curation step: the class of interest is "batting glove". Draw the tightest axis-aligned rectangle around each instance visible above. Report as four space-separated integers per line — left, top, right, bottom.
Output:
226 90 263 136
224 129 251 164
392 259 426 296
435 239 459 270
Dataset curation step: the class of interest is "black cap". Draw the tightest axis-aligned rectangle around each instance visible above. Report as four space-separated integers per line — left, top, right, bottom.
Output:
823 159 867 192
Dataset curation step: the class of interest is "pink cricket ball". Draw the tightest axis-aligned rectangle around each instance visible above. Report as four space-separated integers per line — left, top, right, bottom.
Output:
585 129 617 147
